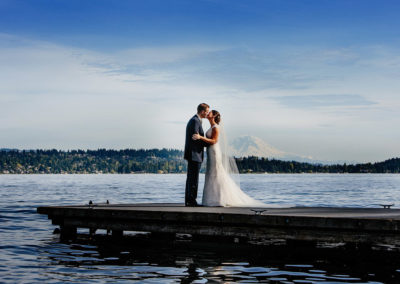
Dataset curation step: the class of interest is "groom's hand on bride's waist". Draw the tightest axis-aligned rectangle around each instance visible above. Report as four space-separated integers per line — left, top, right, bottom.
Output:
192 133 201 140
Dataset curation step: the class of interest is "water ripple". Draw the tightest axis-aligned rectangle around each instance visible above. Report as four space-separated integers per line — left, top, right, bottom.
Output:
1 174 400 283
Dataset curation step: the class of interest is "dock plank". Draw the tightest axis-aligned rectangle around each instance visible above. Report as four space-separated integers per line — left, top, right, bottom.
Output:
37 203 400 246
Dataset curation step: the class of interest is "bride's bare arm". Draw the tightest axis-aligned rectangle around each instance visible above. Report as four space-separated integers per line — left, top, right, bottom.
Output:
193 127 219 145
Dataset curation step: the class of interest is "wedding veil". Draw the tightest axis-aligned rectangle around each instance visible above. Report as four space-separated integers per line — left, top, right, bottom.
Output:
218 123 241 187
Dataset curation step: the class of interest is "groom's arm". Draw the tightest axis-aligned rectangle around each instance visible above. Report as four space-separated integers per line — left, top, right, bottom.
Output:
188 119 196 136
193 119 201 135
193 127 219 146
192 119 209 147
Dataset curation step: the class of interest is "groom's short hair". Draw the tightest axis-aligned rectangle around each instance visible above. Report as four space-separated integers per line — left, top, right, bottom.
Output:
197 103 210 113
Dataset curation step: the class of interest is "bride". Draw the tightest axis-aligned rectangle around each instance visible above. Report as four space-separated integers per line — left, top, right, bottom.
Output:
192 110 267 207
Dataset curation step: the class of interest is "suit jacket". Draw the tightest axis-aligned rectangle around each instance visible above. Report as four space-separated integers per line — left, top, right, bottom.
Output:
184 115 207 162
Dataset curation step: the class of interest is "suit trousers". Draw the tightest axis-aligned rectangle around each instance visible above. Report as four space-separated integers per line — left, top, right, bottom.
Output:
185 160 202 206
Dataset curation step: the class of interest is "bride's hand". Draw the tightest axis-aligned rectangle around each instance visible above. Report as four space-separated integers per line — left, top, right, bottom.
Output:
192 133 201 140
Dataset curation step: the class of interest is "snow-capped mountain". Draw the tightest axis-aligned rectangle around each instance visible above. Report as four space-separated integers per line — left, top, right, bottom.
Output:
229 136 349 165
229 136 286 158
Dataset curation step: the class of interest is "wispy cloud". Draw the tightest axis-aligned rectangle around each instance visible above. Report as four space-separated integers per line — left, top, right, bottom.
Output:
1 33 399 161
114 45 226 65
271 94 377 109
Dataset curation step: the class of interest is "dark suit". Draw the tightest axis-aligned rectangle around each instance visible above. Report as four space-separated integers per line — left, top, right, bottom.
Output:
184 115 206 206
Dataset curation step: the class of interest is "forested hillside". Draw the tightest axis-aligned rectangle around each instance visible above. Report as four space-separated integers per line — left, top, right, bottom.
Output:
1 149 399 174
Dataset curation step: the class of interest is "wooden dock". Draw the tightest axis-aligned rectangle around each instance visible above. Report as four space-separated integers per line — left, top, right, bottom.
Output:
37 203 400 247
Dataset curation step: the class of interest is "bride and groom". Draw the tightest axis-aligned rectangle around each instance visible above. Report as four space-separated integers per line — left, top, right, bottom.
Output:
184 103 266 207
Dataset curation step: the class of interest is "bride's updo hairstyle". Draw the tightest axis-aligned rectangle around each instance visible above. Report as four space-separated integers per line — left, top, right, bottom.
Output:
212 110 221 124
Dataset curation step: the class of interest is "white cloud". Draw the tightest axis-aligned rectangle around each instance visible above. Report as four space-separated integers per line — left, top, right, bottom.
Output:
0 34 233 150
113 45 226 65
0 33 399 162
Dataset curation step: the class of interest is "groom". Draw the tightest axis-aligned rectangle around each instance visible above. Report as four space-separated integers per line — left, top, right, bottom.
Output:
184 103 210 206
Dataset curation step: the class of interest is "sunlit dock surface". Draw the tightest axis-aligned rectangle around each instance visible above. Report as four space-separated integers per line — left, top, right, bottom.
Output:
37 203 400 247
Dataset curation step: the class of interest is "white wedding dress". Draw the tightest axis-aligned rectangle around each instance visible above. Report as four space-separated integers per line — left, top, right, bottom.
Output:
202 125 267 207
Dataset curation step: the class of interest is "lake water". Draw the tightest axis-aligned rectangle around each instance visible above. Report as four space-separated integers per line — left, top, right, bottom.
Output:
1 173 400 283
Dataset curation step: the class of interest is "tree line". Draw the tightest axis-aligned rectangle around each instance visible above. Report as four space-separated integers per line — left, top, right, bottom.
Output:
0 149 399 174
235 156 400 173
0 149 185 174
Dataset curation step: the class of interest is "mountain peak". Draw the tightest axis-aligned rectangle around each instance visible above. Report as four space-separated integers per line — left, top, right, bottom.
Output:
229 136 285 158
229 136 354 165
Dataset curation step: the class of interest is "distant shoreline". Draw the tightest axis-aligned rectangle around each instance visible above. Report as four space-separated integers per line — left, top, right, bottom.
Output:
1 149 399 174
1 172 399 175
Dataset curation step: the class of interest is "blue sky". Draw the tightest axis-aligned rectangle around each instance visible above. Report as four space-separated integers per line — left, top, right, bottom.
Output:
1 0 399 162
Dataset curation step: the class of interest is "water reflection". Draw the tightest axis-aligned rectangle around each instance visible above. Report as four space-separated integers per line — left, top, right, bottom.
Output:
37 233 400 283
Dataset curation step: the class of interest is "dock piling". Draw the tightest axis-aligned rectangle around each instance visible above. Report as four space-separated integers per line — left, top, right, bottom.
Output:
112 229 123 238
60 225 77 240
